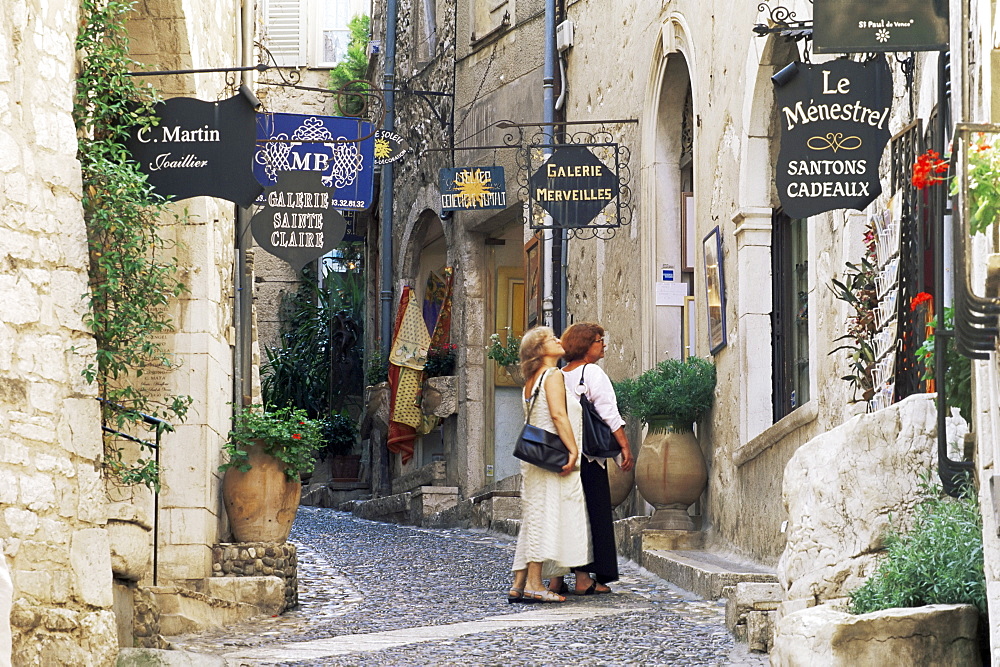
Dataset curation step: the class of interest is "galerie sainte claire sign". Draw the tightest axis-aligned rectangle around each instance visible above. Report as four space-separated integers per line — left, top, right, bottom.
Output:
251 171 347 270
126 93 262 207
439 166 506 211
814 0 948 54
528 145 619 227
775 57 892 219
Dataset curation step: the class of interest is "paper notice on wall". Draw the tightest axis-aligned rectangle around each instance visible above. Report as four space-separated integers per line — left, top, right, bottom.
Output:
655 282 688 306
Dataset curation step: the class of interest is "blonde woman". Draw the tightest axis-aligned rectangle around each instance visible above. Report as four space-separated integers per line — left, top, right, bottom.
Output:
507 327 591 603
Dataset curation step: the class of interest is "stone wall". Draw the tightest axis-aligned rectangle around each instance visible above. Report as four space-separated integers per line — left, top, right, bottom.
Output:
212 542 298 611
0 0 121 662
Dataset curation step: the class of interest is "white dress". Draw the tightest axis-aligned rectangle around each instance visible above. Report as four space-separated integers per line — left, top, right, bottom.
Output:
511 368 592 578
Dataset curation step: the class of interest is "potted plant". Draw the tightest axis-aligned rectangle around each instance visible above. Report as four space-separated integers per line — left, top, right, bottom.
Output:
615 357 716 531
219 404 324 543
321 411 362 481
486 329 523 385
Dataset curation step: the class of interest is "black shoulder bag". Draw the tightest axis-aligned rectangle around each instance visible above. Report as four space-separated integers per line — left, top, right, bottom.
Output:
578 364 622 459
513 369 570 473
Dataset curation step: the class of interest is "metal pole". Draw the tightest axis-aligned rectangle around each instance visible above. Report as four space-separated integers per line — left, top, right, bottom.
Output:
380 0 399 356
543 0 560 331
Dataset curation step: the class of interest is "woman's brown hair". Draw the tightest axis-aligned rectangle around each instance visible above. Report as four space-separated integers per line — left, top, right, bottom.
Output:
561 322 604 362
519 326 554 382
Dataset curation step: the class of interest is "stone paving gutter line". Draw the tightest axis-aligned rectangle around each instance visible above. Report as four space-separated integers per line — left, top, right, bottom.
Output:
222 606 646 662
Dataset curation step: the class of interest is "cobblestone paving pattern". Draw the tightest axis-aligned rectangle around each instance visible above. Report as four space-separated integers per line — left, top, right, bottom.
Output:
171 507 768 666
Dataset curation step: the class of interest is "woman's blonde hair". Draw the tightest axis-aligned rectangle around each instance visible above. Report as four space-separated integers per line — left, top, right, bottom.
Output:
519 326 554 382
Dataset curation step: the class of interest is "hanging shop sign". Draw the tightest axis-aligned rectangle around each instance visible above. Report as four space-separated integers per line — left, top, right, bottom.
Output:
813 0 948 54
528 145 620 227
126 93 262 208
255 113 375 210
251 170 347 270
374 130 409 165
439 166 507 211
775 57 892 219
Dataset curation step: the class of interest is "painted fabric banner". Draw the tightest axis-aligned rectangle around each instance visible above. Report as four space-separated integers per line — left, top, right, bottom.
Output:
255 113 376 210
775 57 893 219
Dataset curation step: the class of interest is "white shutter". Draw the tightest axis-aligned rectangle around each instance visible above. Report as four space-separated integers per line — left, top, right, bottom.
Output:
266 0 306 67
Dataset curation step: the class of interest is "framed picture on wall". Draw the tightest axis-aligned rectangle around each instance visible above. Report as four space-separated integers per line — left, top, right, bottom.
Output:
703 226 727 355
680 192 695 272
495 266 525 387
524 236 541 329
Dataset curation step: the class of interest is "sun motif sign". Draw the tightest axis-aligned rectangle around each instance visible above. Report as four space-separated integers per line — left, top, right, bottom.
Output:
439 166 507 211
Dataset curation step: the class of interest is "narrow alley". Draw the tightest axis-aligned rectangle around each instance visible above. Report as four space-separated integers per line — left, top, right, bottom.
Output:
168 507 768 666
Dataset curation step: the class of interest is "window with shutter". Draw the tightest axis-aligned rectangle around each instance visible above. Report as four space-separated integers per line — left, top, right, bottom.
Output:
266 0 306 67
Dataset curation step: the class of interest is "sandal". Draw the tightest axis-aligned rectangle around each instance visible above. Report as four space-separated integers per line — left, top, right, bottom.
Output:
548 581 569 595
524 589 566 603
574 581 612 595
507 587 525 604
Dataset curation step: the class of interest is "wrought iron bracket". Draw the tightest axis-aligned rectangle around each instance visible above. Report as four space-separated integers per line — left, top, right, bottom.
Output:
753 2 813 42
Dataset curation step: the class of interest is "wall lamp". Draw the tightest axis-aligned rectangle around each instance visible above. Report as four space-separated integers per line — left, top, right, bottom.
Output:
771 62 800 88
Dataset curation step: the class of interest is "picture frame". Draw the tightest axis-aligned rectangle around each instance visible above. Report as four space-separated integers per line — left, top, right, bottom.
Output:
683 295 696 359
680 192 695 272
524 236 541 329
494 267 525 387
703 226 727 355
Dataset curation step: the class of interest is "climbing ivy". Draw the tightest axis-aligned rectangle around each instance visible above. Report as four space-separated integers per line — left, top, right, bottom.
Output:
74 0 192 489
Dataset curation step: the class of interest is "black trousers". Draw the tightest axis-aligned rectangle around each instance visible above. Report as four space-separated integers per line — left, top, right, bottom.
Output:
579 457 619 584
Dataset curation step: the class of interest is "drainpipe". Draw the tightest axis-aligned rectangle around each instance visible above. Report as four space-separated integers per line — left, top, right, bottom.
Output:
543 0 561 331
380 0 398 356
234 0 255 406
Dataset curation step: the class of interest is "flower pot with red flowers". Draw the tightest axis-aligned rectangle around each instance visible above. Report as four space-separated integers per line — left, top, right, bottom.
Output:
219 405 324 543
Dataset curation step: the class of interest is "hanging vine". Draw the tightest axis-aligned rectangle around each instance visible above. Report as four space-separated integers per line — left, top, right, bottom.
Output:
74 0 192 488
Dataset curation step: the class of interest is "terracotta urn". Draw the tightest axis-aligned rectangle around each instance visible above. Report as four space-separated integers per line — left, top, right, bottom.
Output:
222 440 301 543
634 418 707 530
606 460 636 508
503 364 525 386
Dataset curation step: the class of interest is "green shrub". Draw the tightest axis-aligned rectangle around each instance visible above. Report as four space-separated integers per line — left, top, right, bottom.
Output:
849 478 986 617
613 357 716 431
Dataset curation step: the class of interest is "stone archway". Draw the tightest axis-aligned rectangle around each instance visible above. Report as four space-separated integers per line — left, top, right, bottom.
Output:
641 14 698 366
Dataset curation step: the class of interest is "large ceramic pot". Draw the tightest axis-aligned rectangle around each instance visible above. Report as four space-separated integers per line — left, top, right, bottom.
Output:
607 461 636 509
634 417 708 531
503 364 525 386
222 440 301 543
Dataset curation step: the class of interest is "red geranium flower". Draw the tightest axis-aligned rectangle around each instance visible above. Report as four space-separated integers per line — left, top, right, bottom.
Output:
910 292 933 311
292 433 302 440
912 150 949 190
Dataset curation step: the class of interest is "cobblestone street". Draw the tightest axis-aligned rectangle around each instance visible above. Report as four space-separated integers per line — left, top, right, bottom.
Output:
170 507 769 666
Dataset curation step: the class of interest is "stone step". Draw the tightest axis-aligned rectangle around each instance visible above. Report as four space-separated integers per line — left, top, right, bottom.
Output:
344 485 459 526
117 647 227 666
150 579 282 636
640 548 777 600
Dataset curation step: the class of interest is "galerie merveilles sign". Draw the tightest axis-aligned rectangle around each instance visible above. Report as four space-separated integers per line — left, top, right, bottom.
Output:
775 57 892 219
255 113 375 210
126 93 262 207
529 145 619 227
251 171 347 270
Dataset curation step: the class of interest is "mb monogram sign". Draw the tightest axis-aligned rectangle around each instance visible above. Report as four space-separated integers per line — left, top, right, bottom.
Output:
775 57 893 219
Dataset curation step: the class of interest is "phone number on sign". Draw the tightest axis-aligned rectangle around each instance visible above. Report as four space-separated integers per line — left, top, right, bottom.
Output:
333 199 365 209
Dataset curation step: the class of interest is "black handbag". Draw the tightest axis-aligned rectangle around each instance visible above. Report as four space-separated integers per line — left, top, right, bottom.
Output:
577 365 622 459
513 369 570 473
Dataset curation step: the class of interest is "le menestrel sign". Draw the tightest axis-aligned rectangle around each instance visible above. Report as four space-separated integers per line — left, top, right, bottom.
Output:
126 93 262 208
251 170 347 270
814 0 948 54
775 57 893 219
